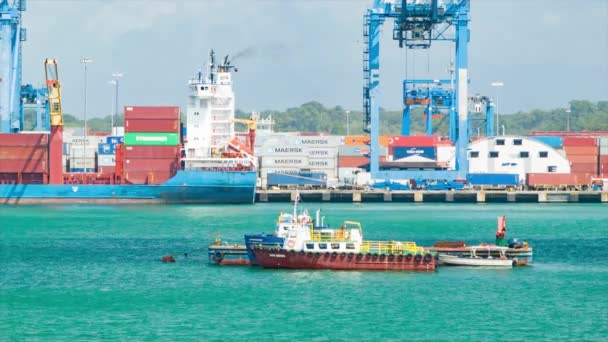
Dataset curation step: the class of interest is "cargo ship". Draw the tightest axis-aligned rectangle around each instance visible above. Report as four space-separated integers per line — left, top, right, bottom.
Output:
0 52 257 204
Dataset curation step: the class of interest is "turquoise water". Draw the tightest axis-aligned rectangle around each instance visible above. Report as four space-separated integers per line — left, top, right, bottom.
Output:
1 203 607 341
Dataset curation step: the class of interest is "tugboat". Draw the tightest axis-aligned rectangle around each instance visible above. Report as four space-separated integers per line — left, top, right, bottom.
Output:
250 220 436 271
430 216 533 266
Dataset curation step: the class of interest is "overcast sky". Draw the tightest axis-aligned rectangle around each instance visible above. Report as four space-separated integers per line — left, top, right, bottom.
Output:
18 0 608 119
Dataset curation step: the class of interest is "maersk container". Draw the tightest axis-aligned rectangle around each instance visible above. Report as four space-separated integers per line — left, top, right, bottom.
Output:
307 158 337 169
530 136 563 148
124 132 179 146
266 172 327 187
261 156 309 168
467 173 519 186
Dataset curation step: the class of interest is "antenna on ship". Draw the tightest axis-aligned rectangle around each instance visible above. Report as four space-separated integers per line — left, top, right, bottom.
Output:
209 49 216 83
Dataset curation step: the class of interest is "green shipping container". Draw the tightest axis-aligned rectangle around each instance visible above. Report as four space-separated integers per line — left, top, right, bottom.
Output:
124 132 179 146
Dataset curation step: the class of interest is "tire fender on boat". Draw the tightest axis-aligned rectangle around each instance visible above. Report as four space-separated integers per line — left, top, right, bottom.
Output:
414 254 422 263
423 254 433 263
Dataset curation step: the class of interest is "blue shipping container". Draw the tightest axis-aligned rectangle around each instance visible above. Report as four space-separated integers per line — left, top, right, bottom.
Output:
63 143 70 155
467 173 519 186
98 143 115 155
393 146 436 160
106 136 124 145
530 136 563 148
181 127 187 139
267 172 326 187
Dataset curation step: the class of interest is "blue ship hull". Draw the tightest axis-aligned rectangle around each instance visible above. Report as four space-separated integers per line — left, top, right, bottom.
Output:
0 170 256 204
244 234 285 265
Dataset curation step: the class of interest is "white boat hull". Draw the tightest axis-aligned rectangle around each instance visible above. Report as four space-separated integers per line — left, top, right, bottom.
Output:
440 254 515 267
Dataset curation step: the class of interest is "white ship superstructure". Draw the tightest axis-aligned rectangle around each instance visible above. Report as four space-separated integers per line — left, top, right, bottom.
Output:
184 50 254 171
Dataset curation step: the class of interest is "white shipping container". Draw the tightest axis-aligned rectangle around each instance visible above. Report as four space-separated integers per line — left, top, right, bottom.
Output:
70 158 96 169
308 158 337 169
70 147 97 158
64 135 106 146
260 168 337 179
97 154 116 166
256 135 343 148
256 145 338 158
261 156 309 168
601 146 608 155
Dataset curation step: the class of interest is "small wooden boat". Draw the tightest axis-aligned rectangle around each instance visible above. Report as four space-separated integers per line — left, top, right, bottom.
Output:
439 246 516 267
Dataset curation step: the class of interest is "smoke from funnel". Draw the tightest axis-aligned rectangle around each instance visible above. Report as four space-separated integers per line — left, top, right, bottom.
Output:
232 47 256 61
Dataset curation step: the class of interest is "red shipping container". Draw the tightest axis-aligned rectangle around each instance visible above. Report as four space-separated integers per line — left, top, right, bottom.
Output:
0 159 47 173
124 146 180 159
0 133 48 146
600 155 608 163
389 135 438 147
124 171 174 185
124 106 180 120
338 156 369 168
526 173 591 186
97 166 116 174
564 146 599 155
125 119 179 133
0 173 18 184
567 155 598 163
0 146 48 160
563 137 597 147
21 173 47 184
570 163 598 173
600 163 608 171
124 158 177 172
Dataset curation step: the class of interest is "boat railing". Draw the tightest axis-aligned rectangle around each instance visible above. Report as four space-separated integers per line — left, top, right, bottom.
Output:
359 241 425 255
310 231 349 242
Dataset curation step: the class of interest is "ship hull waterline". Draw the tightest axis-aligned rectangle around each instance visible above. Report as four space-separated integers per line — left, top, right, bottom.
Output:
252 247 436 271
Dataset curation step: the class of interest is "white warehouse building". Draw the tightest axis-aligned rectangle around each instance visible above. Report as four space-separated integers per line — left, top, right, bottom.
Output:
468 136 571 180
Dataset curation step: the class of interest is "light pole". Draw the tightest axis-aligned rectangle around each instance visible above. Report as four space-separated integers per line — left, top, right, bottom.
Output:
565 106 571 131
345 110 351 135
111 72 123 135
491 81 503 136
81 58 93 161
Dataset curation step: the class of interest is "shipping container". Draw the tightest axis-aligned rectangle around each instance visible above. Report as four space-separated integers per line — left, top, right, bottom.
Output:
601 155 608 163
389 135 438 147
106 136 125 145
70 147 97 158
21 173 47 184
0 133 48 146
266 172 327 188
601 146 608 156
124 106 180 120
124 132 179 146
65 136 106 146
392 146 437 160
124 158 178 172
307 158 337 169
570 163 598 174
68 168 96 173
467 173 519 187
97 154 116 166
97 166 116 174
256 146 338 157
338 145 388 157
125 119 179 133
599 137 608 147
124 145 180 159
564 146 599 155
98 143 116 155
526 173 592 187
261 156 309 168
530 136 563 148
0 146 48 160
63 143 70 155
70 158 96 169
0 159 48 173
563 137 597 147
124 171 174 185
567 155 598 164
343 135 370 146
306 148 338 158
338 156 369 168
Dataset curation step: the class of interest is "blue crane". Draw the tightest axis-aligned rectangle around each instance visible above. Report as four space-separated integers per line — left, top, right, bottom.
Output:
0 0 48 132
362 0 470 181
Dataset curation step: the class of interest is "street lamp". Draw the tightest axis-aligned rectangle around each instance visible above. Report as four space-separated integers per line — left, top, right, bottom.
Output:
491 81 503 136
111 72 123 135
565 106 572 131
80 58 93 161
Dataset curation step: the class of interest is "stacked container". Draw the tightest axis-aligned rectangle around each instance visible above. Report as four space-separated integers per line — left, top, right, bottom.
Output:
257 134 341 186
563 137 598 176
0 133 49 184
338 145 388 185
123 106 180 185
65 135 106 173
600 137 608 177
97 136 123 174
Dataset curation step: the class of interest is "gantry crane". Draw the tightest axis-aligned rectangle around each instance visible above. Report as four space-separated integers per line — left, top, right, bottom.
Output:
44 58 64 184
362 0 470 181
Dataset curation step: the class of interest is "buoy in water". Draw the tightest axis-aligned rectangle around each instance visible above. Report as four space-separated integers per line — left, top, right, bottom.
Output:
161 255 176 263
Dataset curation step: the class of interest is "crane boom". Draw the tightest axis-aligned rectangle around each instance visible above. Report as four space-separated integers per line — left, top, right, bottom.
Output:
44 58 63 126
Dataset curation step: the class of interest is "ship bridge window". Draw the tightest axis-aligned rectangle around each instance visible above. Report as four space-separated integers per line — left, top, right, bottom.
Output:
489 151 499 158
539 151 549 158
513 139 523 145
305 243 315 250
318 243 327 249
548 166 557 172
519 151 529 158
331 243 340 249
470 151 479 158
346 243 355 249
496 139 505 145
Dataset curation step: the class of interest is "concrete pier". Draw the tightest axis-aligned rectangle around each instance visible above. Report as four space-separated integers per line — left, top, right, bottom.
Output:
255 190 608 203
